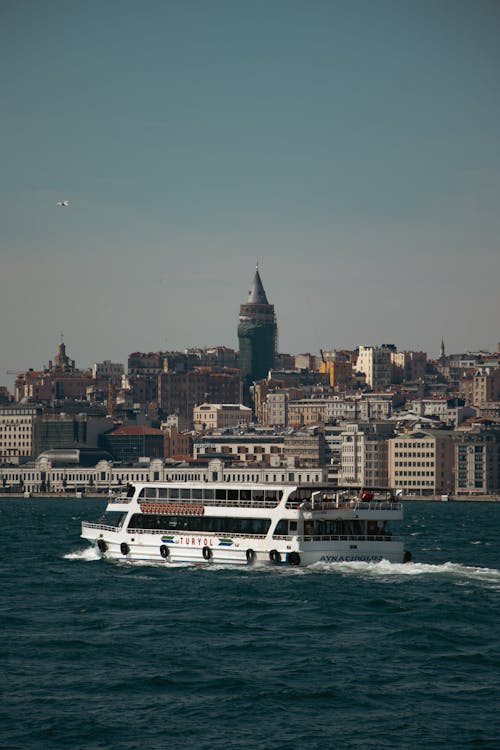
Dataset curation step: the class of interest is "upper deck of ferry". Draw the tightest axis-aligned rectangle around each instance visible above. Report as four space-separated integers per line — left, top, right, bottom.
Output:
106 482 402 513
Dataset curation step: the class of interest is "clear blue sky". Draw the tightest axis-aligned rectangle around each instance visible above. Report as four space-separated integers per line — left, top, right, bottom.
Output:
1 0 499 388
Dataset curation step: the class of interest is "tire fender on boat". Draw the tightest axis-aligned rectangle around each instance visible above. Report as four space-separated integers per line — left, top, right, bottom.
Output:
403 551 412 563
97 538 108 553
269 549 281 564
120 542 130 556
202 546 213 561
246 548 256 564
160 545 170 559
288 551 300 566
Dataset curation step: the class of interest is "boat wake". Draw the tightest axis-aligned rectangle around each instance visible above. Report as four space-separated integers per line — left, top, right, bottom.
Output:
64 546 101 562
309 558 500 582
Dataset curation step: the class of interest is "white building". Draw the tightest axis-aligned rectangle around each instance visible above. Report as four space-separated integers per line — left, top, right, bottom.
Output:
356 346 392 390
338 423 389 487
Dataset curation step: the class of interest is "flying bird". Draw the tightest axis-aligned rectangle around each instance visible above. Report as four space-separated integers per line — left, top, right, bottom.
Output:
57 200 69 207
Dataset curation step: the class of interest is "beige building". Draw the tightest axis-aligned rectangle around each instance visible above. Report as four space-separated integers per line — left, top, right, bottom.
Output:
0 406 39 464
193 433 284 464
459 367 500 407
288 399 329 428
388 430 455 496
193 403 252 432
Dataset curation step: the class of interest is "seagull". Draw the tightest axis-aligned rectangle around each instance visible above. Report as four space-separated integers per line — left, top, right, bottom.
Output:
57 200 69 207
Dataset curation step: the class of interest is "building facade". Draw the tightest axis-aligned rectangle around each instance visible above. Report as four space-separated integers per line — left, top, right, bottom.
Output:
356 346 392 390
193 403 252 432
388 430 455 496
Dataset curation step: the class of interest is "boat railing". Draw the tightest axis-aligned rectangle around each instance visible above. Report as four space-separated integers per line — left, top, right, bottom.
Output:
272 533 402 543
285 501 402 511
107 495 132 504
82 521 122 532
139 498 280 509
126 527 268 539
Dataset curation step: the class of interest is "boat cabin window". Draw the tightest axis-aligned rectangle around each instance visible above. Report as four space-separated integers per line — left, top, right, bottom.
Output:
127 513 271 536
99 511 126 528
136 486 282 504
272 519 297 536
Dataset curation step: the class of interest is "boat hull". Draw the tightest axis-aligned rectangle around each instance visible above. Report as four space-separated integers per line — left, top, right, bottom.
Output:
82 526 406 566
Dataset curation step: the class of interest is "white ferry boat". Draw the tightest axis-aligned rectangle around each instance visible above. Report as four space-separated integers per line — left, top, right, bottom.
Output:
81 481 411 566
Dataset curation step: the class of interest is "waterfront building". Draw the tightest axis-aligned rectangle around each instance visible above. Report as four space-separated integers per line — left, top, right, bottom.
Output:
454 427 500 496
0 456 325 495
388 429 455 496
238 264 277 403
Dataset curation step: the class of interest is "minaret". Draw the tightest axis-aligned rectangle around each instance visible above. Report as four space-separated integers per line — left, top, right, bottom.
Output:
238 263 277 404
440 338 446 360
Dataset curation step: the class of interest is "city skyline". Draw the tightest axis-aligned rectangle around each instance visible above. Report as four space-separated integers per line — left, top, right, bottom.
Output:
2 1 500 390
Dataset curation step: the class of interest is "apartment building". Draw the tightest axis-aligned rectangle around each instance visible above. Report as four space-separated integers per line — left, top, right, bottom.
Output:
455 428 500 496
0 406 39 464
338 423 389 487
388 430 455 496
356 346 392 390
459 367 500 407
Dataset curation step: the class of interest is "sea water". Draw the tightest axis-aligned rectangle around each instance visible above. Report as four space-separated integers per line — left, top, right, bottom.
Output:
1 498 499 750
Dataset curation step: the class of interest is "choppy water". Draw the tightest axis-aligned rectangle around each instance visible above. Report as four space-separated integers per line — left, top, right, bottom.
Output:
1 498 499 750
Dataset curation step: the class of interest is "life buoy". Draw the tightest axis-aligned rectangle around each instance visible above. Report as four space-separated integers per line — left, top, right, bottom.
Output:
202 546 213 561
246 548 256 564
269 549 281 564
97 538 107 553
120 542 130 556
160 545 170 559
288 551 300 566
